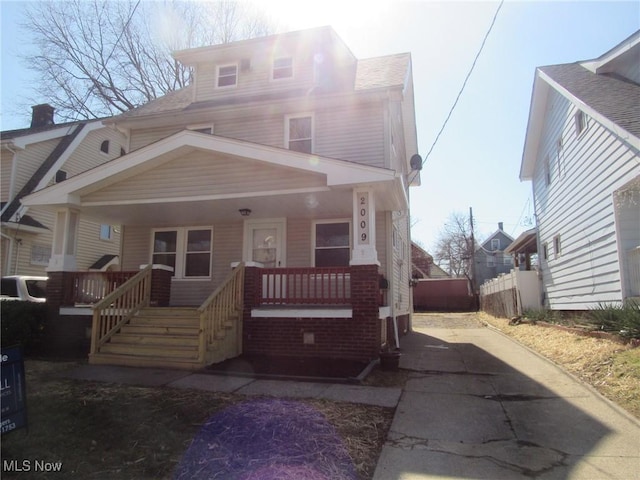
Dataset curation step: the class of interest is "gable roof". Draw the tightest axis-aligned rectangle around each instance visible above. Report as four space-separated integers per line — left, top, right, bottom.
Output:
521 32 640 180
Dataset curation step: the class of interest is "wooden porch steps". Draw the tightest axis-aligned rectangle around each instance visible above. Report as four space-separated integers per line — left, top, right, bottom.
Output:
90 307 204 370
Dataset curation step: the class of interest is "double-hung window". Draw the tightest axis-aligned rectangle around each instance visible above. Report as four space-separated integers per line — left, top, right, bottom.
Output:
217 64 238 88
314 221 350 267
286 115 313 153
273 57 293 80
152 227 212 279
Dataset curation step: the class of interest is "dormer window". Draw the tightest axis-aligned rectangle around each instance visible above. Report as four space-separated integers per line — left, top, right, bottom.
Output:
217 64 238 88
273 57 293 80
286 115 313 153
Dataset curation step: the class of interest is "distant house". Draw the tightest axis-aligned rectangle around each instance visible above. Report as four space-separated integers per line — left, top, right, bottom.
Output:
520 31 640 309
411 242 449 279
21 27 421 368
474 222 514 288
1 105 125 277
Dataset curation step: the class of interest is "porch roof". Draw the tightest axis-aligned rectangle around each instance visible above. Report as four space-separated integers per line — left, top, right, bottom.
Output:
21 131 407 225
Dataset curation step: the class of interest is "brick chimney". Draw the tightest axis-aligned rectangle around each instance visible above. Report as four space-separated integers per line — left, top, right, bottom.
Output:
498 222 504 231
31 104 55 128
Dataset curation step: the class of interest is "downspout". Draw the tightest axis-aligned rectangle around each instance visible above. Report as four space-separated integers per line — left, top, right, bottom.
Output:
1 232 14 276
2 142 20 275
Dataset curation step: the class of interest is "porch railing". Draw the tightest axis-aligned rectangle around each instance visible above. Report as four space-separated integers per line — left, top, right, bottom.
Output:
257 267 351 306
198 263 245 362
62 271 137 306
90 265 153 356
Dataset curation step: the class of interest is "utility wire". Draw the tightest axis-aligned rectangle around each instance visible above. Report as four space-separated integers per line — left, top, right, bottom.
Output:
409 0 504 185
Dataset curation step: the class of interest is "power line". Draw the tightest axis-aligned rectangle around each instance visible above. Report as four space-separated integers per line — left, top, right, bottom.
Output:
409 0 504 185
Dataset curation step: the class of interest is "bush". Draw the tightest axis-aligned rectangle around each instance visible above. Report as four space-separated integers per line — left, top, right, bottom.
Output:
0 301 48 352
588 302 640 339
522 308 560 323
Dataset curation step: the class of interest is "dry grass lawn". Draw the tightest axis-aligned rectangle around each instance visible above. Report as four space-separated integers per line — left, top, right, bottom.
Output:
480 312 640 419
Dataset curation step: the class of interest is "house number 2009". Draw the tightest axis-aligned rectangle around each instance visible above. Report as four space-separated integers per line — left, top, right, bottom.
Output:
358 193 370 245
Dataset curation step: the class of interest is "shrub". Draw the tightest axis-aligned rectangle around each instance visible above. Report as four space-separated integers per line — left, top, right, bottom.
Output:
522 308 559 323
0 301 48 352
588 302 640 339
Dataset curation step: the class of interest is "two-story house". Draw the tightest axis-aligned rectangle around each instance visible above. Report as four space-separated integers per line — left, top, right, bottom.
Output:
520 31 640 310
1 105 125 277
474 222 514 288
22 26 421 369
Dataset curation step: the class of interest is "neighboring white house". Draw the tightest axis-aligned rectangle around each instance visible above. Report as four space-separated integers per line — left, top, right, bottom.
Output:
1 105 126 276
520 31 640 309
21 26 421 367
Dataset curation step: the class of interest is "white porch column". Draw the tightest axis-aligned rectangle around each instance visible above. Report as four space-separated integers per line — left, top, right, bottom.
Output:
350 188 380 266
47 208 79 271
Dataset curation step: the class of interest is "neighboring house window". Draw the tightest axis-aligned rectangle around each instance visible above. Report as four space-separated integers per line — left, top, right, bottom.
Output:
100 140 109 154
313 221 350 267
544 155 552 186
542 242 549 261
553 235 562 259
31 244 51 266
286 115 313 153
187 124 214 134
491 238 500 250
100 224 113 241
217 64 238 88
574 111 586 137
503 255 512 265
273 57 293 80
557 136 565 178
487 255 495 267
152 227 212 278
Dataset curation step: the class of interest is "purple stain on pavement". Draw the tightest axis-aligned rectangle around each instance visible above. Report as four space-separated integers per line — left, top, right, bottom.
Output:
174 398 357 480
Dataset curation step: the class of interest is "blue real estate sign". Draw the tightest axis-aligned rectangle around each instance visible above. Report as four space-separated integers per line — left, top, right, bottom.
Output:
1 346 28 434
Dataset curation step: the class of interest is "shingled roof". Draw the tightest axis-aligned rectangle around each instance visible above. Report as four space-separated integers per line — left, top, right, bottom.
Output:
539 62 640 140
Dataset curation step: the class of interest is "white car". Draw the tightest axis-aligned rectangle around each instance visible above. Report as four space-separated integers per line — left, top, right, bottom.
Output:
0 276 48 302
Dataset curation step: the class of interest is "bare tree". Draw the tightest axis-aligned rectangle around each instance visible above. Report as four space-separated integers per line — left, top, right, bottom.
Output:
21 0 275 122
433 212 477 279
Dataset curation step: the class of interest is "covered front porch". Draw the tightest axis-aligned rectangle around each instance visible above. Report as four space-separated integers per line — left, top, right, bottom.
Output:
24 132 409 369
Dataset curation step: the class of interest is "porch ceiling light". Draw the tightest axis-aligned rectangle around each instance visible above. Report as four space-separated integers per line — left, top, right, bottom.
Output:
239 208 252 217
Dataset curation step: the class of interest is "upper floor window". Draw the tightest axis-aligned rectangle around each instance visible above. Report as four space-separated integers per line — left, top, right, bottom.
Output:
544 155 551 186
313 221 350 267
217 64 238 88
100 140 110 154
286 115 313 153
491 238 500 250
574 111 586 137
272 57 293 80
100 224 113 241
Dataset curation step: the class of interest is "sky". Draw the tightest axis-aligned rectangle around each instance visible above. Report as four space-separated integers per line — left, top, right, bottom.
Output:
1 0 639 252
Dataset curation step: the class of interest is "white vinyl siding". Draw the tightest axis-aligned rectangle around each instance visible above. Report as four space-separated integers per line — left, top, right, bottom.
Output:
532 89 639 309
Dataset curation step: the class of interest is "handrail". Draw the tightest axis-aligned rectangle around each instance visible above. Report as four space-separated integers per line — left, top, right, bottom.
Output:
257 267 351 305
90 265 153 355
197 263 245 362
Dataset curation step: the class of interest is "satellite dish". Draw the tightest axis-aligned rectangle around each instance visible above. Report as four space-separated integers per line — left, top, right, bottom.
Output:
410 154 423 171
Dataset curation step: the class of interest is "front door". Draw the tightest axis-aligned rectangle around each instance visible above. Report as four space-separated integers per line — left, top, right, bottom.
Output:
244 219 286 268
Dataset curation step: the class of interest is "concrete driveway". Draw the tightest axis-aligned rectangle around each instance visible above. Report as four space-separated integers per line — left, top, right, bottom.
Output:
374 312 640 479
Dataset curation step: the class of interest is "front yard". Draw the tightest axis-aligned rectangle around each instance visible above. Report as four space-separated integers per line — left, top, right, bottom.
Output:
1 361 393 479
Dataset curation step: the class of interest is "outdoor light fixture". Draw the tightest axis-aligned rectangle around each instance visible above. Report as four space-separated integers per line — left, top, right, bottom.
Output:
239 208 252 217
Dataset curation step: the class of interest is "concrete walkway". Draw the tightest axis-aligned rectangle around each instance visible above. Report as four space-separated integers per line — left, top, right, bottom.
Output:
373 313 640 479
62 312 640 479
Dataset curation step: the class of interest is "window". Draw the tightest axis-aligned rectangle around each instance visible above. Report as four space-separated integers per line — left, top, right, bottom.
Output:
272 57 293 80
100 140 109 154
553 235 562 259
100 224 113 241
55 170 67 183
491 238 500 250
574 111 586 137
544 155 551 186
217 64 237 88
31 244 51 265
543 242 549 261
487 255 495 267
152 228 212 278
557 136 565 178
503 255 512 265
286 115 313 153
314 221 350 267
